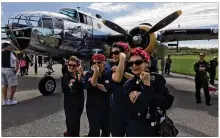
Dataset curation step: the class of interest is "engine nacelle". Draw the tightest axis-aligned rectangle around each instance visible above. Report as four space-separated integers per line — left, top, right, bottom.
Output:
129 25 168 59
129 25 157 54
152 42 168 60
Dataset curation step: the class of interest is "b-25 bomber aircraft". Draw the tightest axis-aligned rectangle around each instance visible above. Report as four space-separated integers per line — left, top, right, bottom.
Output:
2 7 218 95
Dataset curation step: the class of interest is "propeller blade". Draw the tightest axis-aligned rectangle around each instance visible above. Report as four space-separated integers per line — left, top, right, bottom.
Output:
102 20 128 36
148 10 182 34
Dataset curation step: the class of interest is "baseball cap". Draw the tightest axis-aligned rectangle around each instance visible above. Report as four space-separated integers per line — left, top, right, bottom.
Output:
199 52 205 56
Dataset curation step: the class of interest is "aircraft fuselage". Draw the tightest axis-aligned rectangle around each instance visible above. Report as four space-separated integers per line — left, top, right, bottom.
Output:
4 8 116 59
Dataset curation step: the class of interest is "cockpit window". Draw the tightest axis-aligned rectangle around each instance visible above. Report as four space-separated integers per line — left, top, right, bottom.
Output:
58 9 78 22
42 18 53 29
54 18 63 29
78 13 93 26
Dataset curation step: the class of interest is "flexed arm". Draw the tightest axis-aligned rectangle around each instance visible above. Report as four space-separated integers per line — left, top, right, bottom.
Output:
90 65 99 86
112 53 126 82
124 72 134 80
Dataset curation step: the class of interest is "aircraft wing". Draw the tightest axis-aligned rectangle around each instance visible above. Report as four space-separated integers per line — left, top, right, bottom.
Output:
93 34 127 43
159 28 218 43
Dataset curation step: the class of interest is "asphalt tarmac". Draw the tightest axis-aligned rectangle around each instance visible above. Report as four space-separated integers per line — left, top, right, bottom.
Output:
1 64 218 137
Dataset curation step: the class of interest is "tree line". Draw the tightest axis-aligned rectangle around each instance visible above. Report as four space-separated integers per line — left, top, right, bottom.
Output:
168 47 218 55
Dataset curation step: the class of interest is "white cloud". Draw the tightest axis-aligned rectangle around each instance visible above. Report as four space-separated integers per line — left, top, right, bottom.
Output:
113 3 218 30
88 3 131 13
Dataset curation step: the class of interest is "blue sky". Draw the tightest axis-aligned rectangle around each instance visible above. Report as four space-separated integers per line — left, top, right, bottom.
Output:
1 2 219 48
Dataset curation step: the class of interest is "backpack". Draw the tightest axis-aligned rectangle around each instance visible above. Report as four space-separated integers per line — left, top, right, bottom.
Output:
20 60 26 67
155 107 179 137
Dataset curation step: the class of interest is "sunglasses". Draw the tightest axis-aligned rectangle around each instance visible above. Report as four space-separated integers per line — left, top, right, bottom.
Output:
92 61 102 65
111 51 120 55
128 60 144 67
68 64 77 67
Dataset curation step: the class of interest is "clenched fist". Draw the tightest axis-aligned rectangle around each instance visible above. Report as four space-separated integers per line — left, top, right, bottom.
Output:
140 71 150 86
119 52 126 60
91 64 99 73
77 66 83 75
129 91 141 103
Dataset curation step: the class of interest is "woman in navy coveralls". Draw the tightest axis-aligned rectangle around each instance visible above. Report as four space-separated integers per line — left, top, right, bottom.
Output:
124 48 174 136
61 56 84 137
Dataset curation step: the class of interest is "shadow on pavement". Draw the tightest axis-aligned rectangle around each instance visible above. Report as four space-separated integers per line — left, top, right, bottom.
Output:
167 84 218 118
166 83 218 137
165 74 218 87
175 123 210 137
2 91 63 130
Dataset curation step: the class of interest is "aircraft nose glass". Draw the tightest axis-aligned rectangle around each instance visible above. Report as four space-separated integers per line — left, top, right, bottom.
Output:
5 13 32 50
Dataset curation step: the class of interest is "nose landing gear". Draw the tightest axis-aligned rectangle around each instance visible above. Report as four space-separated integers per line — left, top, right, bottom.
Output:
38 58 56 96
38 75 56 95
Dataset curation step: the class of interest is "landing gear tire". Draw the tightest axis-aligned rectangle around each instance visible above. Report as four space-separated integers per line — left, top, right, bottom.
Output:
38 76 56 96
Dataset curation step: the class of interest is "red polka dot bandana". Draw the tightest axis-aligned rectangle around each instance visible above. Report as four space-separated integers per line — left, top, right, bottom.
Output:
92 54 106 62
131 48 150 62
112 41 129 53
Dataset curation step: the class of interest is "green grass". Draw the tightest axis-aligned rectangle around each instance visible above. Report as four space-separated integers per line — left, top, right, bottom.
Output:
158 55 218 80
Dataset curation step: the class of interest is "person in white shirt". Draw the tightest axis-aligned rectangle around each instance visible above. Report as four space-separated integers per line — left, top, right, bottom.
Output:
1 43 19 105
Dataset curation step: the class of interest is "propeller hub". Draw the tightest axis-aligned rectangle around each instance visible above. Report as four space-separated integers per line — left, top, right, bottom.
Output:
132 36 142 45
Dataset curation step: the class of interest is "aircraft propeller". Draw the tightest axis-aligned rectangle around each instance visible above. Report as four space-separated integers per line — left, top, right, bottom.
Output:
103 10 182 49
144 10 182 35
102 20 131 36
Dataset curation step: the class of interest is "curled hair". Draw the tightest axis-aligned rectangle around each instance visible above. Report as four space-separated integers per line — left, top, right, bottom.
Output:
112 41 130 53
92 54 106 62
130 48 151 62
68 56 80 66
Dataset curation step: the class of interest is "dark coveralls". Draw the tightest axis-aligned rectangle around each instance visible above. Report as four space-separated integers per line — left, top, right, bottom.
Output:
38 56 42 67
61 59 68 75
209 59 218 85
108 62 131 136
85 70 111 137
123 73 174 136
61 72 84 136
194 61 211 104
25 55 31 74
165 58 172 75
